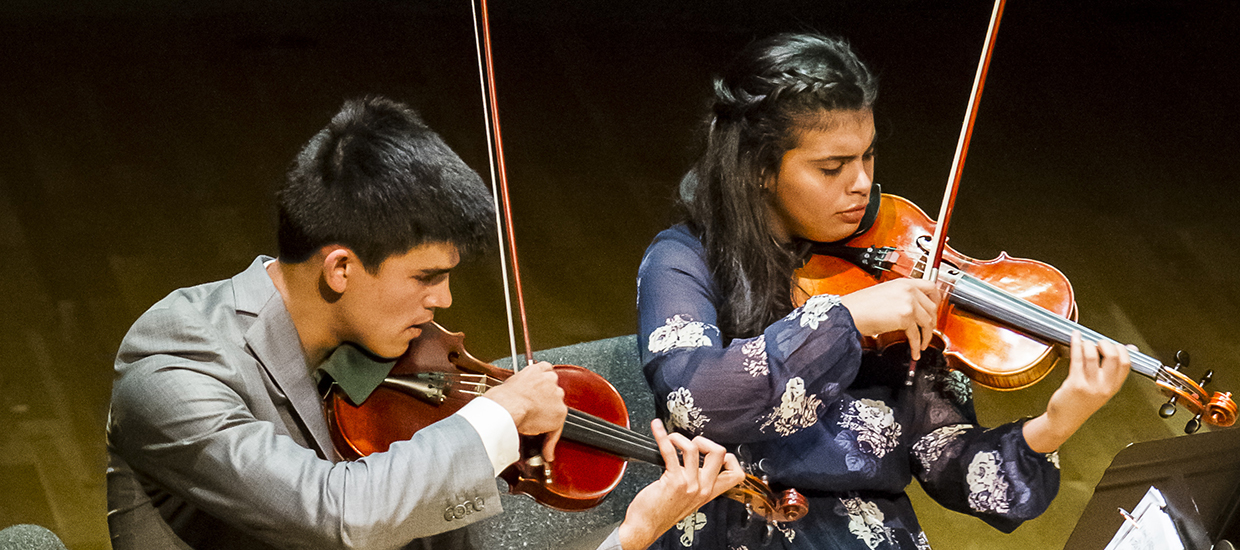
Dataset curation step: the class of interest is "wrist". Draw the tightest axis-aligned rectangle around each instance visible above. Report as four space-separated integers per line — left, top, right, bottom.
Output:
485 388 528 429
617 520 657 550
1022 413 1075 454
838 296 871 335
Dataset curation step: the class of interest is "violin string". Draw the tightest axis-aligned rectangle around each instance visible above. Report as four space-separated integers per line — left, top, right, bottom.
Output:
559 412 781 510
891 252 1174 387
947 274 1165 380
562 412 662 463
565 411 660 453
562 411 776 484
564 410 722 469
388 373 505 389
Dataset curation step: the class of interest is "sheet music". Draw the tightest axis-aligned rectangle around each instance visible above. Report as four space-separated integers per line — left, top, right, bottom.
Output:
1104 487 1185 550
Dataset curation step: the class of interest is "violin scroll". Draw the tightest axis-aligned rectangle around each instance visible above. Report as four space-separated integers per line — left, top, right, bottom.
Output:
726 477 807 525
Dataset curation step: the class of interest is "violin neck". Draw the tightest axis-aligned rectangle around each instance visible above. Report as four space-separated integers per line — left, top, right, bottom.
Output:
947 272 1164 380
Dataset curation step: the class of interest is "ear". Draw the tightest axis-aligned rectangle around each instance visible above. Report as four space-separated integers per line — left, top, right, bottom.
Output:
321 246 353 294
759 166 777 191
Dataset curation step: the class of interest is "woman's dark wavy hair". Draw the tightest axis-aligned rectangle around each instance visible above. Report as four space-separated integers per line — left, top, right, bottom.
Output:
682 33 877 338
277 96 495 272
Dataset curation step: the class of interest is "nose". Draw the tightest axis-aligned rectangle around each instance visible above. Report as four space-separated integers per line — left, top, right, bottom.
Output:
426 278 453 310
849 163 873 194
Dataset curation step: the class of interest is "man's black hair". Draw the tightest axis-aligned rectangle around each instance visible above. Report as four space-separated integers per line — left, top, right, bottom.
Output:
277 96 495 271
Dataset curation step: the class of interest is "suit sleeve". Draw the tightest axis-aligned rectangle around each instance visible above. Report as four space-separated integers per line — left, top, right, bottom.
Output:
108 305 502 550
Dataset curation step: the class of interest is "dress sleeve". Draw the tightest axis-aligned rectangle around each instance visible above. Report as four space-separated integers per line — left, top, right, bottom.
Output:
636 228 864 443
109 305 501 550
906 359 1061 533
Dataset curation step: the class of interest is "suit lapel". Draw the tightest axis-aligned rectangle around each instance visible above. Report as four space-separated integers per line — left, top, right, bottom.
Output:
233 258 340 461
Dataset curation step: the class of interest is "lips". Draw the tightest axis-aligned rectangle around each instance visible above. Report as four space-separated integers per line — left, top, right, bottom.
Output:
838 203 868 223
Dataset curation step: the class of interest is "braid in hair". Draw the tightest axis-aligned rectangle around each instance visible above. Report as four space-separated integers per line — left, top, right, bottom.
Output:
682 33 877 338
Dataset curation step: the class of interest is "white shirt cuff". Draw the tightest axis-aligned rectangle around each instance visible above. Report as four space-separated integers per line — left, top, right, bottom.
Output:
456 396 520 476
596 527 624 550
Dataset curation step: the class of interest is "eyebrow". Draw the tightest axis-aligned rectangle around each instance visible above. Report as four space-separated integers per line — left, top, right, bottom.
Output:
808 135 877 163
803 133 872 161
414 267 453 278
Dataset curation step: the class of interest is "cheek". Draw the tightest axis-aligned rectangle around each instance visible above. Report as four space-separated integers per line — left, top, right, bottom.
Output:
778 174 841 227
360 283 412 321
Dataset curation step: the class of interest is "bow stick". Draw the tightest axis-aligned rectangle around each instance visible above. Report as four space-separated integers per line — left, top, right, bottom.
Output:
471 0 533 369
910 0 1007 383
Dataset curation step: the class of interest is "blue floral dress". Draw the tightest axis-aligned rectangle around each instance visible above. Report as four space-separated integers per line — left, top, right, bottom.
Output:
637 225 1061 549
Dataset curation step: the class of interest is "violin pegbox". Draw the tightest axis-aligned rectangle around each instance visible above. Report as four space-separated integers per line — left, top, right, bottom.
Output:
1155 350 1237 433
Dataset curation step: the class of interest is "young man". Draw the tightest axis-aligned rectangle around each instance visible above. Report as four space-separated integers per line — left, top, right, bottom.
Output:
105 96 743 550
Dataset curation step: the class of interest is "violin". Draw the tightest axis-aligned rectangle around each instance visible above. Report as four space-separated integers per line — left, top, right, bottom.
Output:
797 193 1237 434
324 322 807 523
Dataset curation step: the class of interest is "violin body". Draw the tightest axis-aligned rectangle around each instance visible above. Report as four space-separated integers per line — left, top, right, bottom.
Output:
325 322 629 511
797 194 1076 390
325 323 809 520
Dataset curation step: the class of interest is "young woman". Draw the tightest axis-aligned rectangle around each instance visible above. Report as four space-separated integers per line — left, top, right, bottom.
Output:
636 33 1131 549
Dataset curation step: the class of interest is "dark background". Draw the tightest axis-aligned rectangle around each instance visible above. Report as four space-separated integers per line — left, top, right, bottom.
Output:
2 1 1239 548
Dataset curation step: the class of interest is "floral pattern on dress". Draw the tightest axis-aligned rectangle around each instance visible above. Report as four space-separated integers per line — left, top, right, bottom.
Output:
785 294 842 330
666 387 710 434
911 423 971 473
938 370 972 405
839 398 901 458
1046 450 1060 470
676 512 708 547
649 314 716 354
914 531 932 550
774 523 796 542
635 276 641 309
757 377 822 436
966 451 1010 514
838 497 895 550
740 335 769 377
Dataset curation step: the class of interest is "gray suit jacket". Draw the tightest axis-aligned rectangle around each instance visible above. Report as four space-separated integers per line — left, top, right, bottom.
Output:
106 257 502 550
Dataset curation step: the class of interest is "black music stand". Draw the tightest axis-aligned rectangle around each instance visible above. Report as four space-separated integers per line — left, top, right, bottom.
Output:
1065 427 1240 550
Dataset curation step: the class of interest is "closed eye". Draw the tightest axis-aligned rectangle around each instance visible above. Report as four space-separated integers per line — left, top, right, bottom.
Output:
820 161 845 175
414 270 451 285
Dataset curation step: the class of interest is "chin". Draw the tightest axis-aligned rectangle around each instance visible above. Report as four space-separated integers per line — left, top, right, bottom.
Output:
375 346 408 360
368 339 412 360
808 228 856 243
829 223 863 242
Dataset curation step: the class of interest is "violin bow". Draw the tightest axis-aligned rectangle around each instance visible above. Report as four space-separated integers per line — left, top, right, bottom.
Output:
910 0 1006 384
923 0 1006 282
471 0 534 370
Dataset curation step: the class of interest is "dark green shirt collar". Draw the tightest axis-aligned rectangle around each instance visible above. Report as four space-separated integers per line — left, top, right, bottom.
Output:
316 344 397 405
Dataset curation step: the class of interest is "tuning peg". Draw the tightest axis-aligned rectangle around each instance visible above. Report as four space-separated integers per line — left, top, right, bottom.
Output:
1186 413 1203 434
742 503 754 526
1199 369 1214 388
1159 397 1178 419
1158 356 1190 419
